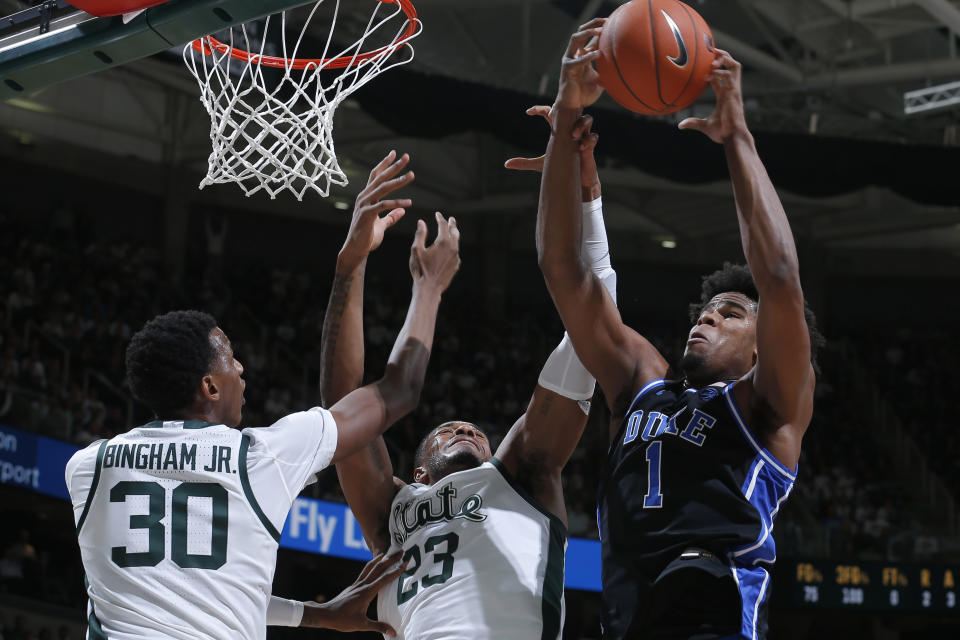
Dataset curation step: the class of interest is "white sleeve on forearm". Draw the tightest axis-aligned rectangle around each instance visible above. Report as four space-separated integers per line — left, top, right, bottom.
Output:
538 197 617 402
267 596 304 627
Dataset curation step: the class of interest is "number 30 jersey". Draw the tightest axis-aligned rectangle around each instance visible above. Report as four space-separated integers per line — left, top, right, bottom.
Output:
377 458 566 640
64 410 338 640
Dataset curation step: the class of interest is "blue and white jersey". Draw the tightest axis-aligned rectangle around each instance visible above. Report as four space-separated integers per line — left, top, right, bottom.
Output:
597 379 796 640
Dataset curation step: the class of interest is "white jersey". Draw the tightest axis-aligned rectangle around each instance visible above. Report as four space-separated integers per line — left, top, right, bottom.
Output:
377 458 566 640
65 409 338 640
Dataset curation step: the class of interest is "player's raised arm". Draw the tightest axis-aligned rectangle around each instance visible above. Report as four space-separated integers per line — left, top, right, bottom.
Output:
537 20 668 414
320 151 412 553
326 211 460 463
678 50 814 468
497 107 608 522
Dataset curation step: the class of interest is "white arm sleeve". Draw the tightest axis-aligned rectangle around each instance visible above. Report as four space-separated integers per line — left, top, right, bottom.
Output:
266 596 304 627
538 197 617 402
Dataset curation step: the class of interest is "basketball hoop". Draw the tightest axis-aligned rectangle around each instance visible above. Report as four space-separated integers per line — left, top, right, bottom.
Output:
183 0 421 200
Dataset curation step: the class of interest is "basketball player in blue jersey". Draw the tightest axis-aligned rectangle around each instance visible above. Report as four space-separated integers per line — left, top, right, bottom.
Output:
536 20 824 640
319 144 613 640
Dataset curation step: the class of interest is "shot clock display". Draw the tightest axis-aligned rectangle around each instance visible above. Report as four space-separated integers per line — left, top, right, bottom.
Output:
791 560 960 612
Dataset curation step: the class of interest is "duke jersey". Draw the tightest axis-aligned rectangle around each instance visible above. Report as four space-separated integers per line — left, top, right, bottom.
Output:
65 409 338 640
598 380 796 640
377 458 566 640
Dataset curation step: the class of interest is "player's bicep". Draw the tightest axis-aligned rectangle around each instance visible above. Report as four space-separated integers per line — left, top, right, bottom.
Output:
336 439 401 555
549 275 666 402
752 286 814 424
495 386 589 477
328 385 390 464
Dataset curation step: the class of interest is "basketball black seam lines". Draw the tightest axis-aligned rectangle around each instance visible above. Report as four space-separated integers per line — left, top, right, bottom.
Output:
611 0 667 113
650 0 668 108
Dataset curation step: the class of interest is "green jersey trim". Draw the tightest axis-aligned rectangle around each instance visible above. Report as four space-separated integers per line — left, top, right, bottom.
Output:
84 576 108 640
489 457 568 536
238 434 281 542
141 420 218 430
541 518 566 640
75 440 108 535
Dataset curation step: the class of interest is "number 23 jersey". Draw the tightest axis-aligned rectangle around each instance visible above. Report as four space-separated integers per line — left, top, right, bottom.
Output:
377 459 566 640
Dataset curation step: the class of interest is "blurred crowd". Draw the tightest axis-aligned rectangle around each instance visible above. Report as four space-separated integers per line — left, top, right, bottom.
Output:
0 204 953 579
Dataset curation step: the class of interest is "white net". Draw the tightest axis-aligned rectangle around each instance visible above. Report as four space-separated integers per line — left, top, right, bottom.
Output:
183 0 421 200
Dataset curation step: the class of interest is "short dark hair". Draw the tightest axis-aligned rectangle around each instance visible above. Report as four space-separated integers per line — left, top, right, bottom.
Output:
125 310 218 417
688 263 825 374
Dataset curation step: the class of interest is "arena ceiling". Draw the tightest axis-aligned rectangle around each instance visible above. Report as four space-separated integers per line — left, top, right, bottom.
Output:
1 0 959 272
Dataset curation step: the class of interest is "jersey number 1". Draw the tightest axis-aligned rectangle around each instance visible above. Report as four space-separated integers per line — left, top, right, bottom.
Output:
643 441 663 509
110 480 228 570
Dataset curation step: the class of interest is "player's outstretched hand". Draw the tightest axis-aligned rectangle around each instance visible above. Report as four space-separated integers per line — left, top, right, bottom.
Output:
678 49 748 144
301 552 406 636
556 18 605 111
339 150 415 269
409 212 461 294
504 106 600 199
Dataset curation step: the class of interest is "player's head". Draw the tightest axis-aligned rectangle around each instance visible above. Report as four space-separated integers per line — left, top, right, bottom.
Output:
125 310 246 427
680 263 824 386
413 421 492 485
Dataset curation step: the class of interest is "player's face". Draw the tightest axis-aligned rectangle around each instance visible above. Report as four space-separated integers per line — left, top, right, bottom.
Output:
680 292 757 385
208 328 245 427
415 422 491 484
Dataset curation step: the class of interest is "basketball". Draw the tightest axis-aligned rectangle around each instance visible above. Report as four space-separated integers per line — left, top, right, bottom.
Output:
596 0 716 115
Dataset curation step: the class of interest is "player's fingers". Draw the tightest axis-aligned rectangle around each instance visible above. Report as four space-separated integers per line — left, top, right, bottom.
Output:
572 113 594 139
369 171 415 202
412 219 427 252
371 198 412 217
566 27 603 58
563 48 601 67
381 208 406 228
365 620 398 637
448 216 460 246
356 552 385 583
504 156 545 172
580 132 599 151
434 211 449 243
377 153 411 184
361 551 405 585
369 150 396 180
576 17 606 32
677 117 705 132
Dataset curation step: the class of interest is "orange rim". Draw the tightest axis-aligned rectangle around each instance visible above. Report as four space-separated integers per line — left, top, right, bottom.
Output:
190 0 418 70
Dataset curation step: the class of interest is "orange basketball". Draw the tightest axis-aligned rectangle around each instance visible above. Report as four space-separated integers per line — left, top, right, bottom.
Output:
596 0 717 115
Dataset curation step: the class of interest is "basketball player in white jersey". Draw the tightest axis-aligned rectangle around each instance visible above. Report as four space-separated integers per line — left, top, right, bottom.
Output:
64 151 461 640
319 133 613 639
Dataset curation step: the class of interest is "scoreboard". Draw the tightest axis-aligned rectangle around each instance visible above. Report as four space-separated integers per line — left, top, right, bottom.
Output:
790 560 960 612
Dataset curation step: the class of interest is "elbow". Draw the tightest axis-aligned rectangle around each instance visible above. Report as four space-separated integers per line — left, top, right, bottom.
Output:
538 252 585 286
381 365 424 419
756 254 801 294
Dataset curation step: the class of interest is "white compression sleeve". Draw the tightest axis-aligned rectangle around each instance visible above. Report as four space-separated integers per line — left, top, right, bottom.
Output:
267 596 304 627
538 196 617 402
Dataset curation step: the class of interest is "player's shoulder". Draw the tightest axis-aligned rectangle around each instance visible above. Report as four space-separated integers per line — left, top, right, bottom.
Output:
64 438 107 486
242 407 334 440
